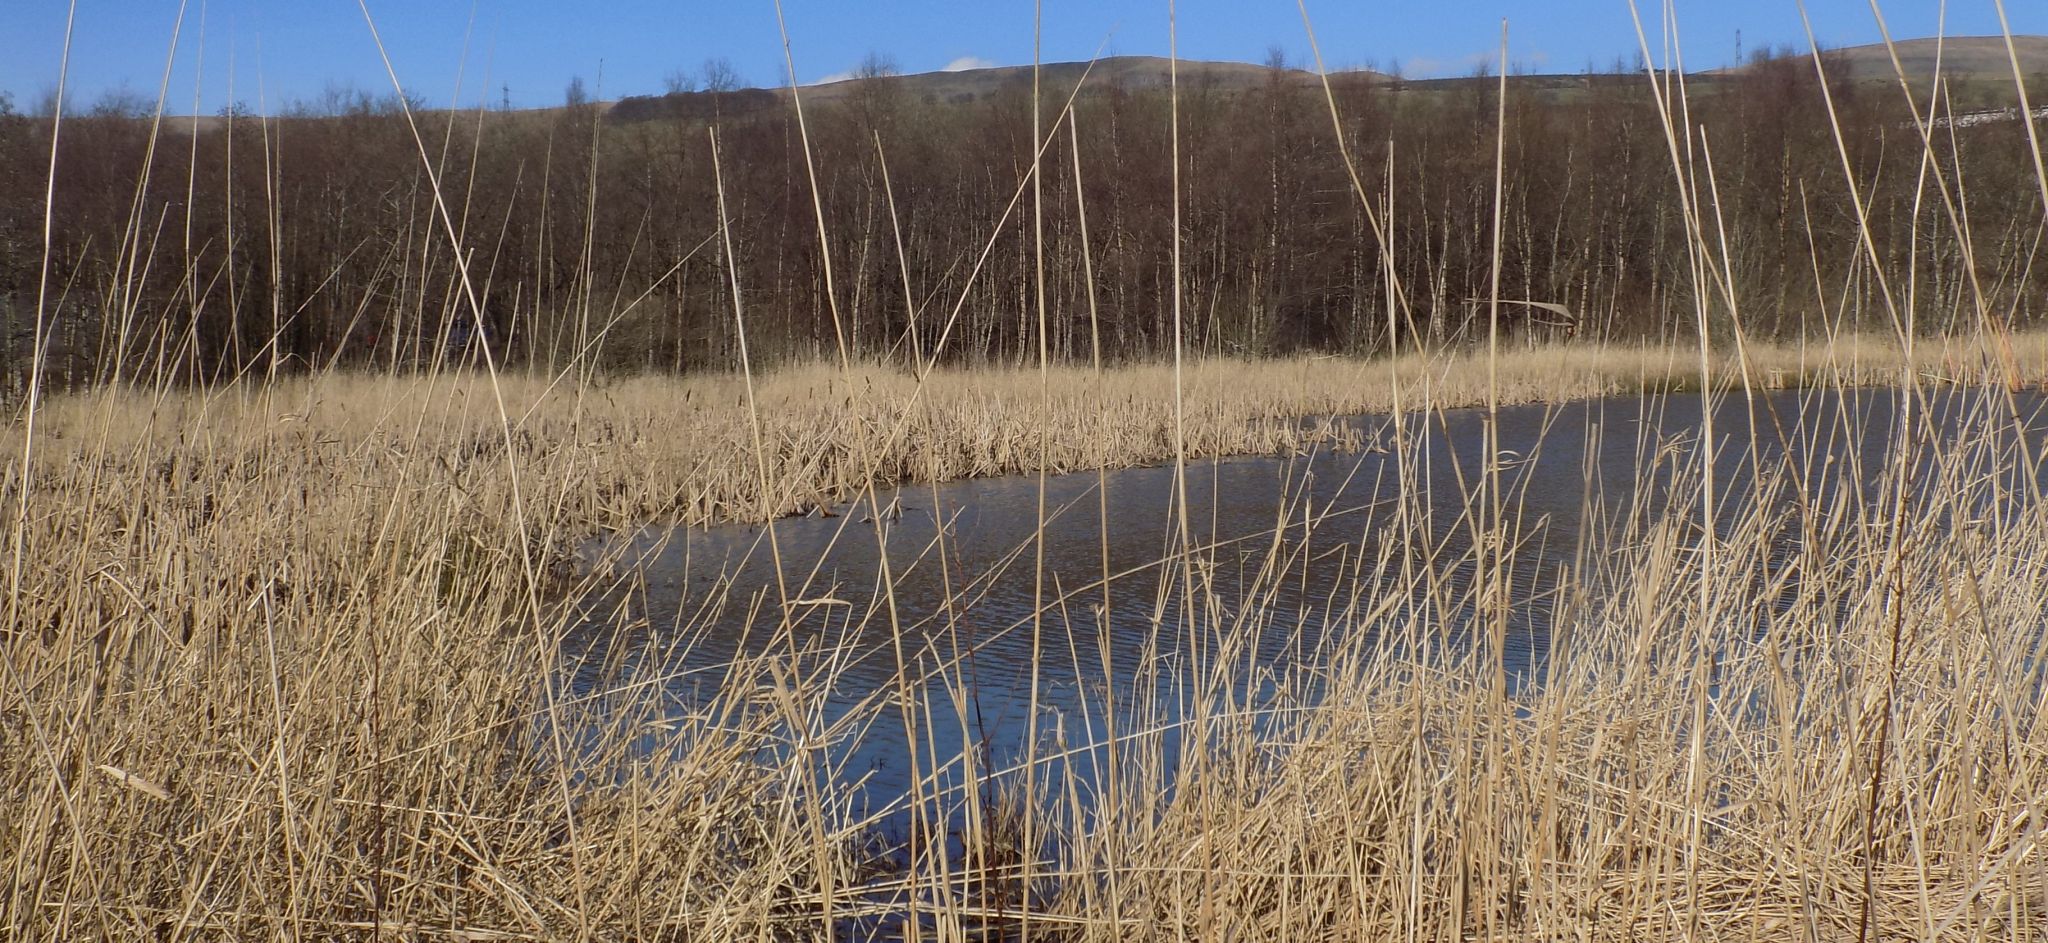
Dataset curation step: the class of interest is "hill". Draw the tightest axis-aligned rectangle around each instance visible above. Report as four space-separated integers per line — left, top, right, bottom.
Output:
605 38 2048 125
608 55 1382 124
1731 35 2048 83
146 38 2048 131
794 55 1382 104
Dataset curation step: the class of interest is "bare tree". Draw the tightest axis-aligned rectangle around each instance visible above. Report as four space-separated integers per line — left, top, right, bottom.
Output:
700 58 742 93
30 84 70 119
856 52 899 81
1 45 2040 377
89 85 151 120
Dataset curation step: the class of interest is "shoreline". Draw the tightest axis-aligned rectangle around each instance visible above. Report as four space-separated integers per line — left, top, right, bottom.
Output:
11 332 2047 534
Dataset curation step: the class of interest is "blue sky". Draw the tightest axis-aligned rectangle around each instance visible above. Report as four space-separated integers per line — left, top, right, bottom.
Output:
5 1 2045 114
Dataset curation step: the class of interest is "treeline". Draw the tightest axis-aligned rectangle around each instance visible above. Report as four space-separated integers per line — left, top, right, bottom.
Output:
1 51 2046 388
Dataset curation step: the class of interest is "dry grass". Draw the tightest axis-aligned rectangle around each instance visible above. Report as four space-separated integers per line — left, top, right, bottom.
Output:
4 332 2048 940
14 331 2041 536
8 1 2048 937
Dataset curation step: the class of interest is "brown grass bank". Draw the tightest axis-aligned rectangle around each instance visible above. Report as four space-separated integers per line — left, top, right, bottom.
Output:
15 332 2044 536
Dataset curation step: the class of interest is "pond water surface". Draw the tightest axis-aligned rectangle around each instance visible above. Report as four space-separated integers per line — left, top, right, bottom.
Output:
567 385 2048 829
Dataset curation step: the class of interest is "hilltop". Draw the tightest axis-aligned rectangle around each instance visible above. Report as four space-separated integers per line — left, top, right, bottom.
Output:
599 36 2048 125
1715 34 2048 83
800 55 1380 103
607 55 1380 123
138 36 2048 132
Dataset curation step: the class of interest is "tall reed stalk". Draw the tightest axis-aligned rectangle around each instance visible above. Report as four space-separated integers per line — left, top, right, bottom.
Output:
5 3 2048 941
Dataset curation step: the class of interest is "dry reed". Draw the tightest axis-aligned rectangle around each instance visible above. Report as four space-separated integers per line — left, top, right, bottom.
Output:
7 3 2048 940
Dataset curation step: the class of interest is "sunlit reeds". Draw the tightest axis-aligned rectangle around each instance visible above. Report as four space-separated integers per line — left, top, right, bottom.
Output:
6 2 2048 940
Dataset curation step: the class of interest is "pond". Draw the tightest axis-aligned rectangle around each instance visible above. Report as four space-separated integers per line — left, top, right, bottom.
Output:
565 384 2048 836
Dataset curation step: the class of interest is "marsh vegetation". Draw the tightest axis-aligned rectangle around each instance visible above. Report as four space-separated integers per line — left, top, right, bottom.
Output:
5 7 2048 941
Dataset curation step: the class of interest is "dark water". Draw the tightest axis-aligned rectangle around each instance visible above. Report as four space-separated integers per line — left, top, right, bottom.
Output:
565 385 2048 827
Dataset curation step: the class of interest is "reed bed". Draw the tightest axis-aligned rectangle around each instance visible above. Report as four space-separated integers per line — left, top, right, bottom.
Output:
5 336 2048 941
9 3 2048 939
11 331 2040 538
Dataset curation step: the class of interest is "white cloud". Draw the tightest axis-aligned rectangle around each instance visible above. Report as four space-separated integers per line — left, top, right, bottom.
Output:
941 56 998 73
809 70 856 86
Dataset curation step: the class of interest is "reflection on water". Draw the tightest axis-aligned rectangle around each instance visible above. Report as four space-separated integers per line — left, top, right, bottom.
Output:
565 385 2048 823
